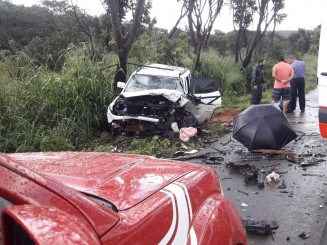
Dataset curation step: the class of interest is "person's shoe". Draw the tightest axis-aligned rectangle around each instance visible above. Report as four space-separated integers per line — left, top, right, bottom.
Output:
286 110 294 113
301 109 305 113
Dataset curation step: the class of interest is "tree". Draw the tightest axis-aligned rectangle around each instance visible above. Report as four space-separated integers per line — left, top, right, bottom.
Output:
103 0 147 88
229 0 256 64
207 30 229 56
0 1 83 69
41 0 68 13
168 0 188 39
68 0 97 57
230 0 286 69
186 0 224 72
269 1 286 48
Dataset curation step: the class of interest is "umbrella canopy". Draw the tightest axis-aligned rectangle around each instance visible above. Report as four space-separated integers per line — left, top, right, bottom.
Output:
233 104 297 151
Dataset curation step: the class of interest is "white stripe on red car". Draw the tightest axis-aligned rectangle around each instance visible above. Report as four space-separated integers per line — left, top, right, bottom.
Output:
159 182 198 245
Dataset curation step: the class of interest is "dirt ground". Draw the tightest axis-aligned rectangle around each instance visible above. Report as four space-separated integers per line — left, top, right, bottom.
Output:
211 108 241 123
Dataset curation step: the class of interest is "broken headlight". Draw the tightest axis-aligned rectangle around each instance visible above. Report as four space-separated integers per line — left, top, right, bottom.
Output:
114 97 127 113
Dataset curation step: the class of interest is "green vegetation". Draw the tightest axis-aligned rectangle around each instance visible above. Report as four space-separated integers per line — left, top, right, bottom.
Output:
0 47 117 152
0 1 320 155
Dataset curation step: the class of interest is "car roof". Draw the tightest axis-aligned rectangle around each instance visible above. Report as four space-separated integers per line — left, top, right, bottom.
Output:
135 63 189 78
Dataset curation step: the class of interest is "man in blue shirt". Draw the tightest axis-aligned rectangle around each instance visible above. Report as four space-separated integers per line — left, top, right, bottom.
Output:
288 56 306 112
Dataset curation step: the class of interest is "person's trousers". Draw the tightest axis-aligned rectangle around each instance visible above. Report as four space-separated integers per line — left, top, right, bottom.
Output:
251 85 262 105
290 77 305 111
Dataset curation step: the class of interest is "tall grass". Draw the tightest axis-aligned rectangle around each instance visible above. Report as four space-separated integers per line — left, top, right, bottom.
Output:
189 51 249 95
303 54 318 91
0 41 318 153
0 46 116 152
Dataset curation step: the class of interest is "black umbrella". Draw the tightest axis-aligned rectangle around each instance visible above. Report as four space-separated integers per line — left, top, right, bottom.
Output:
233 104 297 151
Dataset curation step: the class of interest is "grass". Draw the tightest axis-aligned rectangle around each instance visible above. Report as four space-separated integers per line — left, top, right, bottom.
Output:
0 47 117 152
0 46 318 156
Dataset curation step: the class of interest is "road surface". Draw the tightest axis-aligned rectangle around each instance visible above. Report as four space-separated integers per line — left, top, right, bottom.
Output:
191 88 327 244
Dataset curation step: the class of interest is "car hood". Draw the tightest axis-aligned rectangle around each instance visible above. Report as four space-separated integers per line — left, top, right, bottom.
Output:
121 89 184 103
8 152 201 211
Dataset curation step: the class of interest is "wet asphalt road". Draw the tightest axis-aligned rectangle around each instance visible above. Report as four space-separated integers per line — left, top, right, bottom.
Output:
190 88 327 245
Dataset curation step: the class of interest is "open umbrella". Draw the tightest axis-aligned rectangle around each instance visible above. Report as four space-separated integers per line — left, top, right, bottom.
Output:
233 104 297 151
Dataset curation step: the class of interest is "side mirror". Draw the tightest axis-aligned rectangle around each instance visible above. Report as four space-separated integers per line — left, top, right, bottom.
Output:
117 81 126 89
2 205 101 244
321 72 327 76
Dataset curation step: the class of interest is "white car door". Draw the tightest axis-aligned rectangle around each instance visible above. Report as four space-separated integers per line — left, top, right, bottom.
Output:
185 78 221 124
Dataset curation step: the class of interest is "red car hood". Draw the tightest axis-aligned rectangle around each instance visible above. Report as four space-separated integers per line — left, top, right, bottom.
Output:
8 152 200 210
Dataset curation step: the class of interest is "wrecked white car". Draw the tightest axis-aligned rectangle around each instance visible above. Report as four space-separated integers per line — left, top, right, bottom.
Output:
107 63 221 133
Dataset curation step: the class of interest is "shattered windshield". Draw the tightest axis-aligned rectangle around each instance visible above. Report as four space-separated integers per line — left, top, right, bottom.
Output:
124 74 184 92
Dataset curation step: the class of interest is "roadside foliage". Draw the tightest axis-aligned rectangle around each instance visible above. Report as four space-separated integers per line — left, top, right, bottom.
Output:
0 1 319 154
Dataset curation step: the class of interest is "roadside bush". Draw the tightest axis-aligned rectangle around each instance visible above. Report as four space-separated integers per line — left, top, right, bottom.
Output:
303 54 318 90
0 46 116 152
191 51 248 96
40 134 75 152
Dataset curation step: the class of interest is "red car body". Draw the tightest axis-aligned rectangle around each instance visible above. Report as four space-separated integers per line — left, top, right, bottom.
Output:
0 152 247 245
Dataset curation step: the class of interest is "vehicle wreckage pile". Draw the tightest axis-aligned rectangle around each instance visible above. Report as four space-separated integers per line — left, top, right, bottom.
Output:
107 63 222 140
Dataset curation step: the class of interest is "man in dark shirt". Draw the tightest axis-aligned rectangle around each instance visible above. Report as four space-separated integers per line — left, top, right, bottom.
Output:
288 56 306 112
251 59 267 104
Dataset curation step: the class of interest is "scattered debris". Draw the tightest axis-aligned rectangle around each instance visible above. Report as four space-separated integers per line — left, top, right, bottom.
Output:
302 173 325 177
252 149 302 163
295 131 305 141
319 205 323 209
204 156 224 164
179 127 198 142
171 122 179 132
184 149 198 154
169 152 208 161
299 153 313 157
277 179 287 189
265 171 280 182
222 177 233 180
237 189 249 196
288 189 294 197
242 219 278 236
226 162 257 174
241 203 248 207
301 157 325 167
261 220 279 230
244 171 258 184
244 171 265 188
299 232 310 239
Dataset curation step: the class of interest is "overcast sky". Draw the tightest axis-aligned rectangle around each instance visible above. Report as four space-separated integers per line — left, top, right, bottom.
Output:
10 0 327 32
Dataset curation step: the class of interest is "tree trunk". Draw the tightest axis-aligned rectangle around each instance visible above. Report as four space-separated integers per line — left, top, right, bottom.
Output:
114 50 128 94
235 29 242 64
106 0 145 91
168 2 187 39
234 1 245 64
187 0 197 48
270 18 277 47
194 43 202 73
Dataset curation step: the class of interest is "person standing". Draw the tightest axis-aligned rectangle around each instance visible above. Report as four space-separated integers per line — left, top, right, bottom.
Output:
251 59 267 104
272 55 294 115
288 56 306 112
